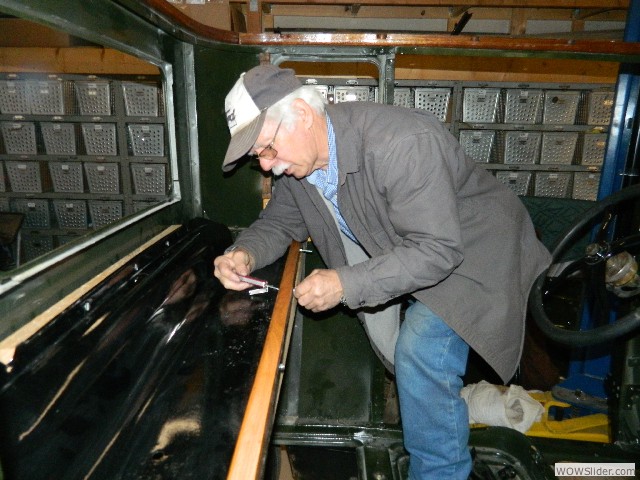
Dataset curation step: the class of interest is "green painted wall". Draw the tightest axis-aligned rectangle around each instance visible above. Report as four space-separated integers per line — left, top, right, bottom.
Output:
194 46 265 231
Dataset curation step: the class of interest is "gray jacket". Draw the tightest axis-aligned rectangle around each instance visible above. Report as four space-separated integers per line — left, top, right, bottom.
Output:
234 101 551 382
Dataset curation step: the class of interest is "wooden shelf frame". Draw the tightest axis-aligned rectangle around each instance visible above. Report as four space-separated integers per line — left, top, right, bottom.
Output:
132 0 639 63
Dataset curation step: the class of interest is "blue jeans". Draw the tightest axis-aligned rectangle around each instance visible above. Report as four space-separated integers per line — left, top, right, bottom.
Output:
395 301 471 480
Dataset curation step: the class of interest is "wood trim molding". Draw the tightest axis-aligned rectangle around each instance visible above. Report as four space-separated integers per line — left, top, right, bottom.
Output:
226 241 302 480
239 32 640 58
138 1 638 61
231 0 628 7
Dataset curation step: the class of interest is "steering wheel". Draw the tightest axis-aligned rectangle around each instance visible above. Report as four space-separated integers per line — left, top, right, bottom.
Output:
529 184 640 347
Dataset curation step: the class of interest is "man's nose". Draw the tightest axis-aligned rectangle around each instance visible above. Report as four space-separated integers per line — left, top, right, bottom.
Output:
259 157 277 171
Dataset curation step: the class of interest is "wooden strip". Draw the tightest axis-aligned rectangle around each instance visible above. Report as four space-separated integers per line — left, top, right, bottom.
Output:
0 225 181 367
231 0 629 6
227 241 302 480
139 0 638 61
239 32 640 57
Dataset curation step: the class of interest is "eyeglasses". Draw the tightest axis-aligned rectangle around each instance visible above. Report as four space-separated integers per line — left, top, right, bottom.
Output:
251 118 282 161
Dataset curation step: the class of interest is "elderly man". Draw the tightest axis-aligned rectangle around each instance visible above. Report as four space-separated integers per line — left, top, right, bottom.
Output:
213 65 551 479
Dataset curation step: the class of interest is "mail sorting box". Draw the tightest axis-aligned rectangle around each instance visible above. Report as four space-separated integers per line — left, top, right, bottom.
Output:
122 82 160 117
128 124 164 157
534 172 573 198
81 123 118 156
581 133 607 166
12 199 51 228
414 88 452 123
495 171 533 196
131 163 166 195
27 80 65 115
89 200 122 229
1 122 37 155
41 123 77 156
463 88 502 123
587 91 614 126
84 162 120 194
53 200 88 230
21 234 54 262
504 89 544 124
48 162 84 193
539 132 579 165
459 130 496 163
5 161 42 193
333 86 377 103
542 90 580 125
504 131 542 165
75 80 112 116
0 80 30 114
392 87 452 123
312 85 329 101
572 172 601 201
393 87 414 108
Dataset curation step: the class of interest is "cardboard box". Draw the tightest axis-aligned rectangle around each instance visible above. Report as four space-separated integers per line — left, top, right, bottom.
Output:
174 1 231 31
0 19 72 47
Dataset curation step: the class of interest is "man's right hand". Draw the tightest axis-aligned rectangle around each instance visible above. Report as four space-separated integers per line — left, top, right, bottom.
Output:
213 247 255 291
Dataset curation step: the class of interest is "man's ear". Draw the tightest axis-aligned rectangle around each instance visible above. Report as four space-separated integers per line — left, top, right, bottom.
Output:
292 98 314 129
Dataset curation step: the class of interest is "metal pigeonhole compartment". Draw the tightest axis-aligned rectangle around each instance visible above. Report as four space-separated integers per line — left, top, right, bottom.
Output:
542 90 580 125
5 161 42 193
81 123 118 156
312 85 329 101
534 172 573 198
48 162 84 193
504 89 543 124
581 133 607 166
84 162 120 194
131 163 166 196
12 198 50 228
572 172 601 201
128 124 164 157
122 82 159 116
504 131 542 165
1 122 37 155
89 200 122 228
587 91 614 126
0 80 30 114
27 79 65 115
459 130 495 163
75 80 112 116
53 200 88 230
414 88 451 123
333 85 375 103
539 132 578 165
22 234 54 262
496 171 533 196
463 88 501 123
41 122 77 156
393 87 413 108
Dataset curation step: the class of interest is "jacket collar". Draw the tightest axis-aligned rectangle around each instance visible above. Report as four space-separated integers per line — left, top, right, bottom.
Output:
326 105 360 185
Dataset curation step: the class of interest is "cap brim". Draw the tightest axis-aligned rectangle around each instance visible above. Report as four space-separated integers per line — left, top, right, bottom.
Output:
222 110 267 172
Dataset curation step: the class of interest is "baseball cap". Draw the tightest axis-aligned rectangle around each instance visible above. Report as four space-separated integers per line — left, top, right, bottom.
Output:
223 65 302 172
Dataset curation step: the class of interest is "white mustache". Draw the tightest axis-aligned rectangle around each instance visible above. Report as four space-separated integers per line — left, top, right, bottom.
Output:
271 163 292 176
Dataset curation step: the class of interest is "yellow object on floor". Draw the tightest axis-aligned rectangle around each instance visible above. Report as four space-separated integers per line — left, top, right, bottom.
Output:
525 391 611 443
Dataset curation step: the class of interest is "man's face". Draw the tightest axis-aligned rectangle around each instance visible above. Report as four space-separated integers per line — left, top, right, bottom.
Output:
250 103 324 179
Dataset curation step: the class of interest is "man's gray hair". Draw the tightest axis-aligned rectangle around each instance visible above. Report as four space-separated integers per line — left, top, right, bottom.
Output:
266 85 327 129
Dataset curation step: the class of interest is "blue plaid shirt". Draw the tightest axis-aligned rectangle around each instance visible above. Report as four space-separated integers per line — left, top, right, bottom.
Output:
307 115 358 243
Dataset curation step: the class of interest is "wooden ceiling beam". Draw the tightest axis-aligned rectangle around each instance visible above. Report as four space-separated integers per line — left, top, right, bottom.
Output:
230 0 629 9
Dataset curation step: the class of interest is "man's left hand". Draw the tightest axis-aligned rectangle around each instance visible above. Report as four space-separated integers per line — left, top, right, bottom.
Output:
294 268 344 312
